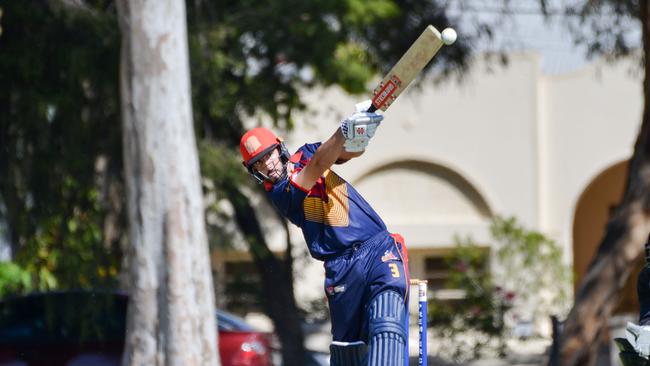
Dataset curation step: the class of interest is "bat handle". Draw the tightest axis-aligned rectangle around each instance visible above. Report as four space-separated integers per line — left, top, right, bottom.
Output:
366 104 377 113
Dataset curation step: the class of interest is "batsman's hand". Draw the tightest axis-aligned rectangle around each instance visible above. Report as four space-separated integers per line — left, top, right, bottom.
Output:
340 111 383 152
355 99 373 113
626 322 650 359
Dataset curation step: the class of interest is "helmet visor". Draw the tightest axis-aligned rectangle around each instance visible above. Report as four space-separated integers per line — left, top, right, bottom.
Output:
246 144 278 169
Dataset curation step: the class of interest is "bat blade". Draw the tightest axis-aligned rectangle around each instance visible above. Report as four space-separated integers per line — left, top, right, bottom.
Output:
368 25 444 112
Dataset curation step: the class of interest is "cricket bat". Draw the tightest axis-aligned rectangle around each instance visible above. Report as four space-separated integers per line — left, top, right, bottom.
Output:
367 25 451 113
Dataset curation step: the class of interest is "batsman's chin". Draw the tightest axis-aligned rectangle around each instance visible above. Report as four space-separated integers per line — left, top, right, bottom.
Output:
266 170 284 183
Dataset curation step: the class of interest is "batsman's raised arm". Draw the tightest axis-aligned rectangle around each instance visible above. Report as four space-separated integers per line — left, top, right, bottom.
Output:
293 110 383 190
292 129 346 190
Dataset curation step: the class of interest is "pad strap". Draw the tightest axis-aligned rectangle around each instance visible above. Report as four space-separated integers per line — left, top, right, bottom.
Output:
330 341 367 366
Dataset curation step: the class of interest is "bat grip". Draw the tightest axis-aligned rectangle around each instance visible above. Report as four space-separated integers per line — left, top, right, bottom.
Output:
366 104 377 113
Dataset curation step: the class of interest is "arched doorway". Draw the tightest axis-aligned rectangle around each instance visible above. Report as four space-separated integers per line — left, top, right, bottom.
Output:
353 160 493 298
572 160 644 314
354 160 492 226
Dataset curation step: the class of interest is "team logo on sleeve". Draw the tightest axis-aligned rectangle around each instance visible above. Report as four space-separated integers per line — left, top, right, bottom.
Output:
381 250 398 262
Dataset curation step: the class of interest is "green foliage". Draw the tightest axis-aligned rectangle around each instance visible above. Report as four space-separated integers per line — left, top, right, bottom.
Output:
428 242 511 361
0 261 32 297
0 0 122 290
343 0 399 26
15 193 120 290
429 216 571 361
186 0 476 142
199 142 248 189
491 216 571 320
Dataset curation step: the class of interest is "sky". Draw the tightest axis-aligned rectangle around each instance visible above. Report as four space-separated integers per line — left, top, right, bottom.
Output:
491 13 588 74
449 0 642 75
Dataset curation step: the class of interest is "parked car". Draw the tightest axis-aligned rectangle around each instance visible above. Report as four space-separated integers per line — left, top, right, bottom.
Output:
0 291 272 366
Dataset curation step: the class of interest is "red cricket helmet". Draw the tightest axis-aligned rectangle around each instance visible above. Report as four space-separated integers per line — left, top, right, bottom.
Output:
239 127 290 182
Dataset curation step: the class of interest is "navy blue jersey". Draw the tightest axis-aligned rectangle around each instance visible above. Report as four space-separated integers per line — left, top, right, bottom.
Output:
265 143 387 260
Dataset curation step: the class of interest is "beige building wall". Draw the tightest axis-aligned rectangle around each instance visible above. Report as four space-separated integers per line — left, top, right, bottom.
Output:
543 57 643 257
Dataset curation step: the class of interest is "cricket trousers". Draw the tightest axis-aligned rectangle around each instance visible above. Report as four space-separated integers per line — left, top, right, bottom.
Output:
324 230 410 345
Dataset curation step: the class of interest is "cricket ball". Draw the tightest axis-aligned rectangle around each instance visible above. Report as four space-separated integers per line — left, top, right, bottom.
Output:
441 28 457 45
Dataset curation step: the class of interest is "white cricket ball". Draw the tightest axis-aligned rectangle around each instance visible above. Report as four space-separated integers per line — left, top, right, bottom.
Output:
441 28 457 45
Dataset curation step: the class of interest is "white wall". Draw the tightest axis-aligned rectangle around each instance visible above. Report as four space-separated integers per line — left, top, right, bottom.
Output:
543 58 643 261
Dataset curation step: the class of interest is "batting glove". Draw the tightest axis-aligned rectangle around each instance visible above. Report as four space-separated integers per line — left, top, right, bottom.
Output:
340 112 383 139
340 112 383 152
355 99 373 113
343 138 369 152
626 322 650 358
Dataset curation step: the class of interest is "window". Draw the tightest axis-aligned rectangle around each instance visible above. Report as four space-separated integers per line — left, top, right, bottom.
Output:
424 248 489 302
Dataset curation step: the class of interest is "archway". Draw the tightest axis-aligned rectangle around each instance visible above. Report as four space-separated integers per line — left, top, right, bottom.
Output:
354 160 492 226
354 160 493 299
572 160 643 314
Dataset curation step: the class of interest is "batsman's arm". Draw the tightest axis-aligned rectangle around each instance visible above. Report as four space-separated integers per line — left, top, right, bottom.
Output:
293 129 346 189
335 150 364 164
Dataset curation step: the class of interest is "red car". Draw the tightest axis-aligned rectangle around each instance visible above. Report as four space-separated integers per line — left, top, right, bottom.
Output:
0 291 273 366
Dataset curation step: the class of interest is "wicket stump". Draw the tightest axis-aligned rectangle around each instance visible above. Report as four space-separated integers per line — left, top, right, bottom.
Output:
410 279 428 366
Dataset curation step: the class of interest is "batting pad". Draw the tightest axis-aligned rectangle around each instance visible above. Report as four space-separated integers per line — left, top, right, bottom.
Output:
330 341 367 366
367 290 407 366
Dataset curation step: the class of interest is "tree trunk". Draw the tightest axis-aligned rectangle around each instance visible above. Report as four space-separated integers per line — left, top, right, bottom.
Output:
558 1 650 365
0 197 10 261
117 1 219 365
227 186 307 366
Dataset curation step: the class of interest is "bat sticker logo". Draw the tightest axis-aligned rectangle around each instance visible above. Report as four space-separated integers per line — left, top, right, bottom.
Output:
372 75 402 110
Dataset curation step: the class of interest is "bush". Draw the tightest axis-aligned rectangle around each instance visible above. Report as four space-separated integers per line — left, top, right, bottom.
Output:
0 261 33 298
428 216 571 361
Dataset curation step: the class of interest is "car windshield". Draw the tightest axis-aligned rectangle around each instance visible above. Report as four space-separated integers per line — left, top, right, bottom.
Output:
216 311 254 332
0 291 260 343
0 291 127 344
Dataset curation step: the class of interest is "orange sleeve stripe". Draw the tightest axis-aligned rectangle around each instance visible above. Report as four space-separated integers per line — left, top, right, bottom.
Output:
303 171 349 227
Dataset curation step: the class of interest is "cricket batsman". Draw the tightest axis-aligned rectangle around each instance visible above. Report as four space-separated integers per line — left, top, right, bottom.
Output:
239 101 410 366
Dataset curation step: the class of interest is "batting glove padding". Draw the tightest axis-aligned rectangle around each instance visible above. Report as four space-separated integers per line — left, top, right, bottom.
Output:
340 112 383 153
627 322 650 359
